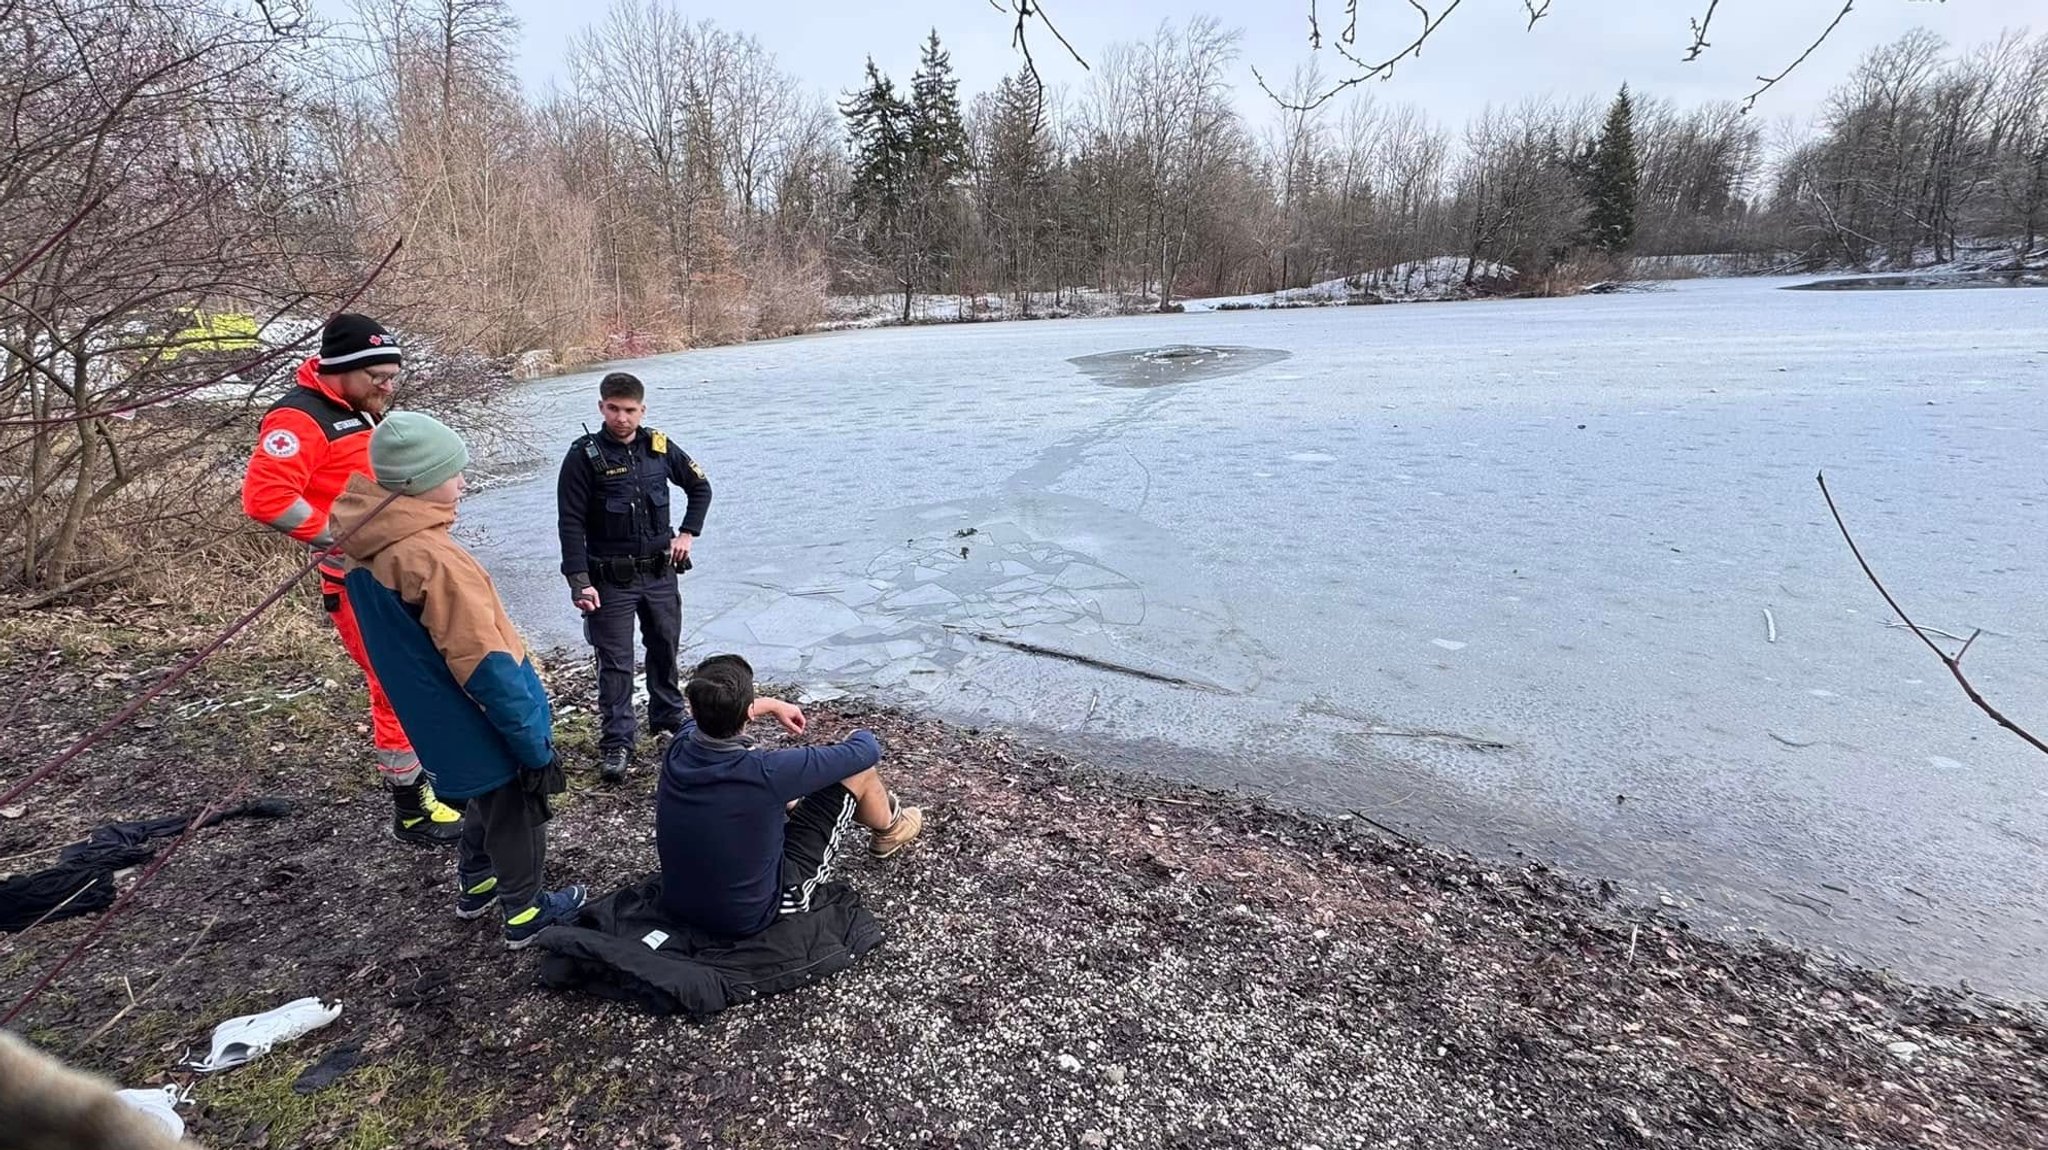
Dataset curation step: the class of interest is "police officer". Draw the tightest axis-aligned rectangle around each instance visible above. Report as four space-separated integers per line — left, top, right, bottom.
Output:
557 371 712 782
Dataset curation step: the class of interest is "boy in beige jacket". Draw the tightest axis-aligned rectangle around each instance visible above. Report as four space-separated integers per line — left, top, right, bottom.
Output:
331 412 583 948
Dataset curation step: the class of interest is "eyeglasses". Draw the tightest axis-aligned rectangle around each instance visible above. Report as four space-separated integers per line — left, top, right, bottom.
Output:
364 370 401 386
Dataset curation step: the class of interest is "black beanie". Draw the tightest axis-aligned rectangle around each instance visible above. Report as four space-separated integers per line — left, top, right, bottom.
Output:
317 313 403 374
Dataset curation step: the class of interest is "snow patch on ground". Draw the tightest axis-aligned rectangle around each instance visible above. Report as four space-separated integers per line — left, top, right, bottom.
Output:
1631 252 1801 278
1632 240 2048 281
819 288 1160 330
1180 257 1517 313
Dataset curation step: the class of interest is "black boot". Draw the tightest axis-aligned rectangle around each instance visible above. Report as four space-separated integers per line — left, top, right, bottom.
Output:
598 746 629 784
390 781 462 847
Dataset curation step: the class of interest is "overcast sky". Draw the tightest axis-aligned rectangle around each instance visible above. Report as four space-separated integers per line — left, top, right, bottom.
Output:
501 0 2043 133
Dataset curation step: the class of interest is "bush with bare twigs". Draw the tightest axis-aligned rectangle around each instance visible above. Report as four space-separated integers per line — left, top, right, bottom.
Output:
0 0 354 594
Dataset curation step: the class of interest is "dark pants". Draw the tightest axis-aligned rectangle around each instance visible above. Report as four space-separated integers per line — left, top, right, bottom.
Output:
584 567 683 750
454 783 547 912
778 785 859 919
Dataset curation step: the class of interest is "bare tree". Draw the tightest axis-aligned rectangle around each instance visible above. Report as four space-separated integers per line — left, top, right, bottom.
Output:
1070 41 1145 299
1634 98 1765 256
1772 31 2046 269
1361 103 1453 285
1267 63 1333 289
1455 99 1593 284
0 0 339 591
567 2 714 330
558 2 827 346
1130 17 1244 308
1983 33 2048 255
331 0 603 354
971 72 1057 307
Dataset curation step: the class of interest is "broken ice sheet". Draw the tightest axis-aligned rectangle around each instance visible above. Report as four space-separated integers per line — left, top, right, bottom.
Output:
887 583 961 609
1052 564 1130 591
745 597 866 649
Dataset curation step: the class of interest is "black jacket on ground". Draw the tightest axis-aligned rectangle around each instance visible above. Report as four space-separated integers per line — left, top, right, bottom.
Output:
0 799 291 933
533 874 883 1018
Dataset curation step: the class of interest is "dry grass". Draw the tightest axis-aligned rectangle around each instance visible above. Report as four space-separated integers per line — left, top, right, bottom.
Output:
0 454 340 670
1518 252 1636 297
747 248 831 338
0 567 339 675
1631 262 1709 282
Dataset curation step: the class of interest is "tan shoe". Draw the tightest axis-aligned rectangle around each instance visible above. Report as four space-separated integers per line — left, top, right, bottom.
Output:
870 803 923 859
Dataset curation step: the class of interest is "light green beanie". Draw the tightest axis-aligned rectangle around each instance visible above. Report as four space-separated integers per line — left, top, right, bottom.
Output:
370 411 469 494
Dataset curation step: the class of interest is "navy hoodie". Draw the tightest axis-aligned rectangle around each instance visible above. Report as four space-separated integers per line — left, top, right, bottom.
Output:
655 722 882 937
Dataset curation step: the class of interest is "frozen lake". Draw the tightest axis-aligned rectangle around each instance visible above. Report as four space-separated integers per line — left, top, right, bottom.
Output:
462 277 2048 1000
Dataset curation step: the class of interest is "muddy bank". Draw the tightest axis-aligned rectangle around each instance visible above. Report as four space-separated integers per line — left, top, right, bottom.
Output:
0 630 2043 1149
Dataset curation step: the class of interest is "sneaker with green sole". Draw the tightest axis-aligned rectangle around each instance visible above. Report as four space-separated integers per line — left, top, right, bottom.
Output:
503 885 587 950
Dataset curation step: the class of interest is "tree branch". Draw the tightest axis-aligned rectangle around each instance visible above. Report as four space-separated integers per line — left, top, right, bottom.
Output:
1685 0 1721 62
250 0 303 38
994 0 1089 94
1745 1 1857 113
8 560 124 610
1817 471 2048 759
0 238 403 428
0 193 107 291
1249 0 1873 111
1257 0 1469 113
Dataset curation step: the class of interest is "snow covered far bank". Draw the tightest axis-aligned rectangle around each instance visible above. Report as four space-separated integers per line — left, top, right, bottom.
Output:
1180 257 1518 313
816 287 1161 330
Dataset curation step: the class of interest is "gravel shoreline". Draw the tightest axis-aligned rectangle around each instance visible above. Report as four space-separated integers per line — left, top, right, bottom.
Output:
0 638 2042 1148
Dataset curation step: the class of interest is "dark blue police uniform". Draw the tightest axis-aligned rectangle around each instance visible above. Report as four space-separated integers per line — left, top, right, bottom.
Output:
556 427 712 752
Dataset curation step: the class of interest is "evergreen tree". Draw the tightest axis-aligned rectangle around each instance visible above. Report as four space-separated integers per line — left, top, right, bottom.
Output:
842 58 908 221
891 30 970 313
1582 85 1641 252
907 29 970 181
842 54 933 321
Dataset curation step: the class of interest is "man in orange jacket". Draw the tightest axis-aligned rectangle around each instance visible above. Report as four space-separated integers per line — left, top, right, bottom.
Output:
241 313 463 846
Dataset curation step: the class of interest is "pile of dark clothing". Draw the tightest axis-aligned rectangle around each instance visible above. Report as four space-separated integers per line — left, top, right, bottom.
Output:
535 874 883 1019
0 798 292 933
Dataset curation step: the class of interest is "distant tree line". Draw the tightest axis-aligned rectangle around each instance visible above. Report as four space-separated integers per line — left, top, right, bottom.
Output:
1775 30 2048 266
213 0 2046 351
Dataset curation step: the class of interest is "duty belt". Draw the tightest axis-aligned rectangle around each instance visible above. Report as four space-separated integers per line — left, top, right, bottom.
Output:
589 552 671 585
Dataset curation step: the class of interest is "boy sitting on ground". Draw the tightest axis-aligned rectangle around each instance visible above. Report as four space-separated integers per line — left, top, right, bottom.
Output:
331 412 585 948
656 654 922 937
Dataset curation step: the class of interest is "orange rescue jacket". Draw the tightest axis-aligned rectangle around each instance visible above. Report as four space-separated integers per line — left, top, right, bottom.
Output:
241 358 376 555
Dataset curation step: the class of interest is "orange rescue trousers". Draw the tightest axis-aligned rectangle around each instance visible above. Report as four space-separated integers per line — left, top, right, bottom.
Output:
321 566 420 783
